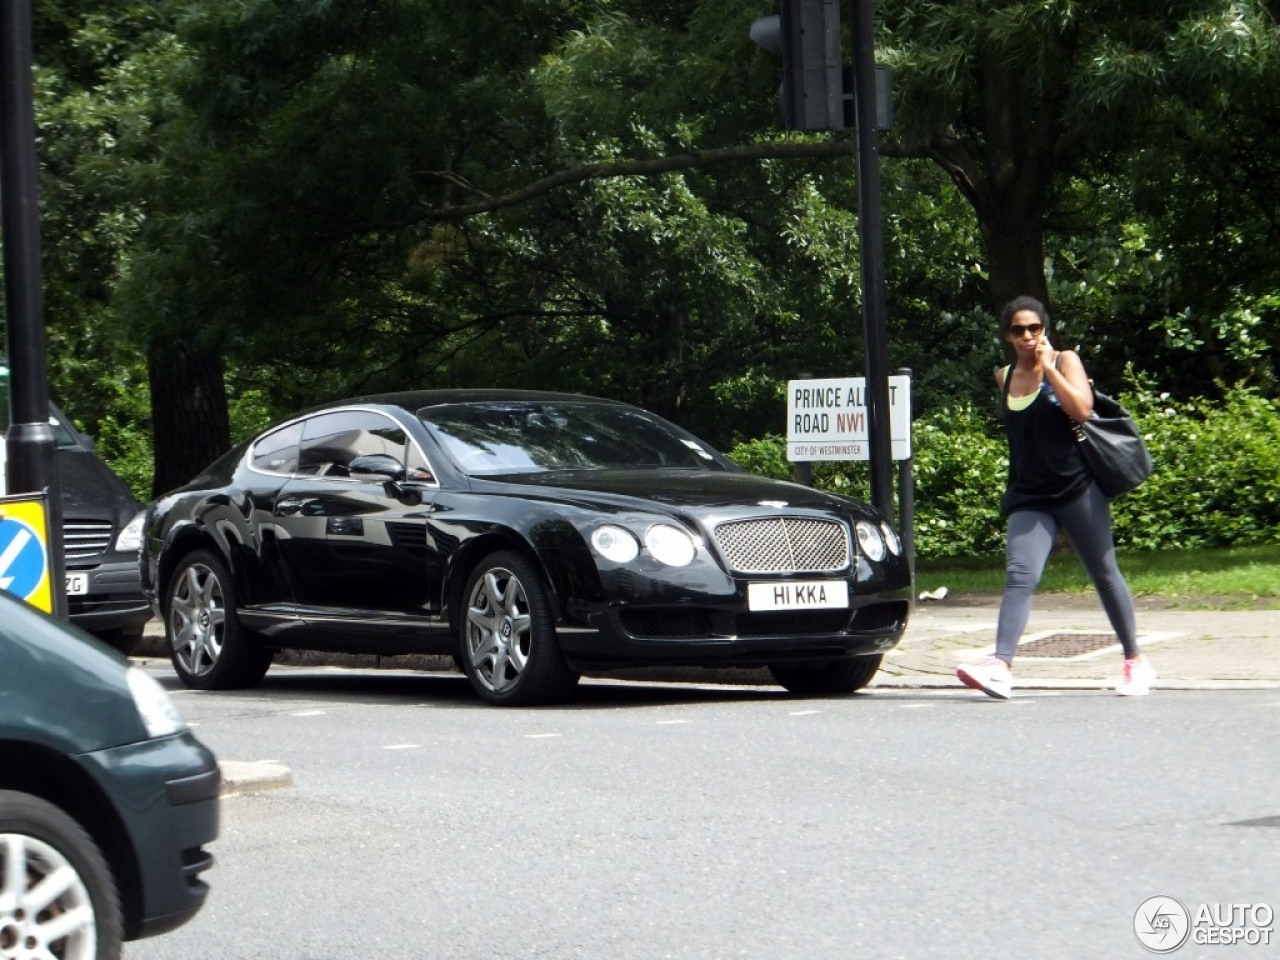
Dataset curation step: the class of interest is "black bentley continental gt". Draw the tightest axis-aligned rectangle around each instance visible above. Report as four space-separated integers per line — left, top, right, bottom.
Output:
141 391 911 705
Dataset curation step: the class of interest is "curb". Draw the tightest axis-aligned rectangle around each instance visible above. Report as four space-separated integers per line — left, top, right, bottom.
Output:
218 760 293 797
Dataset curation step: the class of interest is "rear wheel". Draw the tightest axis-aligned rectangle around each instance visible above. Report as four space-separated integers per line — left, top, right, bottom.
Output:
0 790 123 960
165 549 272 689
460 551 579 706
769 654 883 696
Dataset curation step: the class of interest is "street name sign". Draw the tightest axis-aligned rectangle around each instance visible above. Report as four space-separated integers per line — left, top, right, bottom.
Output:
786 375 911 462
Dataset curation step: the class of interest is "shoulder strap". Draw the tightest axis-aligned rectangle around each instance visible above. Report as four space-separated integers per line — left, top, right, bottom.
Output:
1000 364 1013 397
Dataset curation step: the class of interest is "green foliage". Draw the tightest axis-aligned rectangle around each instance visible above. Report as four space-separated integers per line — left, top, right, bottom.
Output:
908 402 1008 557
17 0 1280 504
1113 383 1280 550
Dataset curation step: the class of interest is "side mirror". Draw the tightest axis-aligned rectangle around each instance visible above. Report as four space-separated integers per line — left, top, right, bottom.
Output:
348 453 405 480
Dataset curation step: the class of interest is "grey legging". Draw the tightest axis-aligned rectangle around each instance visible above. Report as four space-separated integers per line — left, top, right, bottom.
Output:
995 481 1139 663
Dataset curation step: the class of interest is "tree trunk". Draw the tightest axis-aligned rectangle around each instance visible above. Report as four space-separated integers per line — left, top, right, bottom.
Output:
921 49 1065 316
981 205 1050 312
148 341 230 497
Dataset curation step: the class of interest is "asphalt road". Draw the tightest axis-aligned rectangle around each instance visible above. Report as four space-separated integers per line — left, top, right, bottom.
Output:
128 665 1280 960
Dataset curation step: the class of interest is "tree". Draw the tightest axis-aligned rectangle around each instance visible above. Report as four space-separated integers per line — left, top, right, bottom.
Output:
38 0 1280 491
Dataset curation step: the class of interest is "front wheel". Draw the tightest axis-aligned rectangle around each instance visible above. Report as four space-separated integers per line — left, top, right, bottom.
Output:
460 551 579 706
0 790 123 960
165 549 272 690
769 654 883 696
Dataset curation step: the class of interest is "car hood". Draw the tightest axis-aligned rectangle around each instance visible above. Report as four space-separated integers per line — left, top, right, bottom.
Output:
0 594 148 751
58 447 139 522
480 468 882 519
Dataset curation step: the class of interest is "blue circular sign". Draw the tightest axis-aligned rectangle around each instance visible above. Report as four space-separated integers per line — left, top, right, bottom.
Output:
0 517 48 600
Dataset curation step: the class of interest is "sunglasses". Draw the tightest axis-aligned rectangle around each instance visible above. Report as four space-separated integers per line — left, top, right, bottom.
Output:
1009 322 1044 337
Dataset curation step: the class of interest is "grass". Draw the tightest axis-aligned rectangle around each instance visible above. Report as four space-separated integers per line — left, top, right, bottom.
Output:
914 544 1280 609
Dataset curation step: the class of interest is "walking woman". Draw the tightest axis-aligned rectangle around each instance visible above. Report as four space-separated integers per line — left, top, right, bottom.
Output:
956 296 1156 698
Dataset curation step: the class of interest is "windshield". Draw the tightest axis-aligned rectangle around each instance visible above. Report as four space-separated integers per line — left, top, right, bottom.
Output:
419 401 733 476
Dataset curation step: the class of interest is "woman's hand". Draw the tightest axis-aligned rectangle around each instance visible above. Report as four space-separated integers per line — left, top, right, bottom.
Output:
1034 334 1056 372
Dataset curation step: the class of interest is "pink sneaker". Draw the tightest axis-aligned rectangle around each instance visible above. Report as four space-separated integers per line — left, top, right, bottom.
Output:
957 656 1013 700
1116 656 1157 696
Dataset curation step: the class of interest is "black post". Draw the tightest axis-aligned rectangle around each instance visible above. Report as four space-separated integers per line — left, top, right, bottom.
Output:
849 0 894 522
793 372 813 487
1 0 66 616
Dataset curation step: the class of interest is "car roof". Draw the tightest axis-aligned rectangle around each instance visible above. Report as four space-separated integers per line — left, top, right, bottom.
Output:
316 389 631 413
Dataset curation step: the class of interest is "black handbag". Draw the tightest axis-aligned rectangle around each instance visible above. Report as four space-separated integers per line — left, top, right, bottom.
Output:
1071 389 1153 498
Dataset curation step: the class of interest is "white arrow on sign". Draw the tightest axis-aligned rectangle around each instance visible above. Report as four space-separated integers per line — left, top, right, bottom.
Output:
0 527 33 590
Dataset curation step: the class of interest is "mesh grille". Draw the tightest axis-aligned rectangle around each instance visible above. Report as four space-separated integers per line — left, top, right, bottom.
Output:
712 517 849 574
64 520 113 560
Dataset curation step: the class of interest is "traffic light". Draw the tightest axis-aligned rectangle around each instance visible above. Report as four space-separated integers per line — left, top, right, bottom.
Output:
750 1 894 132
750 0 845 130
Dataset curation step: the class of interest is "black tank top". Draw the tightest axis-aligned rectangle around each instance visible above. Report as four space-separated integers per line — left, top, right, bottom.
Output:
1000 364 1091 515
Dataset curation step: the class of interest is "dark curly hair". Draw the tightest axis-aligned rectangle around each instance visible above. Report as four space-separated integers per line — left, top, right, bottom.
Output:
1000 296 1049 338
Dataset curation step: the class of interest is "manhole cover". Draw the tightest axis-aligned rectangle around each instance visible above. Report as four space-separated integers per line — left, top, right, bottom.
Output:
1017 633 1118 658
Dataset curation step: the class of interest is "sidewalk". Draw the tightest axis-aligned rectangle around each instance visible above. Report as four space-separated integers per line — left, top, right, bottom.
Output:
878 594 1280 690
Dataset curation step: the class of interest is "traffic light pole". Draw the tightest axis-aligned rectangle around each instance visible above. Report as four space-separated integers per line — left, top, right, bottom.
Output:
1 0 67 616
849 0 894 522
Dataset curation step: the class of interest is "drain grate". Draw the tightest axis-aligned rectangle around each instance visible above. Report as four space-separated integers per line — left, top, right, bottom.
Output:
1017 633 1118 659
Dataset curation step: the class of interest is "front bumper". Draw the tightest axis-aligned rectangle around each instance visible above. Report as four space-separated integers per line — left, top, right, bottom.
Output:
560 589 911 670
66 557 152 635
79 730 219 940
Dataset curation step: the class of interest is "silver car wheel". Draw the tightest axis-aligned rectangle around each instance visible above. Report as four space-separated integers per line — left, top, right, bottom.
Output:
0 832 99 960
465 565 532 694
168 561 226 678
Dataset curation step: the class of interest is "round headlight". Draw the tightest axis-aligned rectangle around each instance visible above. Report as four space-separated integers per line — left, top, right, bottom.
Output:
881 521 901 557
644 524 698 567
855 520 886 562
591 525 640 563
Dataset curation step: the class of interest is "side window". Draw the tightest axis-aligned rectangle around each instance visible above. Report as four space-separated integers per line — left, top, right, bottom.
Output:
249 421 303 475
298 410 408 478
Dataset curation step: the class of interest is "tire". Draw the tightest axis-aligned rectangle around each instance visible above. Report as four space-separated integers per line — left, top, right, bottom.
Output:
165 549 272 690
769 654 884 696
460 551 579 706
0 790 123 960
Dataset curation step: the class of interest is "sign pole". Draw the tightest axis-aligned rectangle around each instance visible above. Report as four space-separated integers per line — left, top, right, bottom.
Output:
1 0 66 616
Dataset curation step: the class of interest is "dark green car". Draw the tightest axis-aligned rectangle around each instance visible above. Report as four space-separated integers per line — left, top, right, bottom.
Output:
0 590 219 959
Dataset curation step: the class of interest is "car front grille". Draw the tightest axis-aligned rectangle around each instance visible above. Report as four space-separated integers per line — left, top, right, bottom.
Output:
711 517 849 574
64 520 113 560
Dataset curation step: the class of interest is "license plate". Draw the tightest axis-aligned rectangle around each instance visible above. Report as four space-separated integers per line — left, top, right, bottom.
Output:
748 580 848 612
66 573 90 596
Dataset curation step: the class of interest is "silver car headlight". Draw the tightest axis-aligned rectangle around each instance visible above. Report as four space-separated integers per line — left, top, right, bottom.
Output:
855 519 886 562
115 510 146 553
591 525 640 563
644 524 698 567
881 521 901 557
126 667 187 738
